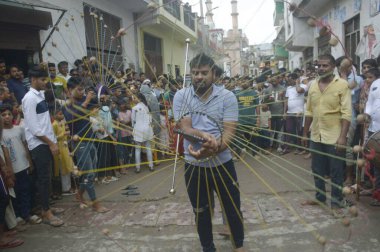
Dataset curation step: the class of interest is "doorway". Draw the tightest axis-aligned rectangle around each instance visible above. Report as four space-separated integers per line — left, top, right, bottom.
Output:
0 49 34 75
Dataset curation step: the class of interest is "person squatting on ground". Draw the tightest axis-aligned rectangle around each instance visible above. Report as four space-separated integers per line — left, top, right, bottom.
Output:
173 53 245 252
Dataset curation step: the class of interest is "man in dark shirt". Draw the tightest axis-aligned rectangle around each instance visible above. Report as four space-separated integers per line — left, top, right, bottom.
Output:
7 65 28 104
63 77 109 213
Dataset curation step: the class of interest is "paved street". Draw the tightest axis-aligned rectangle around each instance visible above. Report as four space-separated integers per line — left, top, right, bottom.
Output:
5 153 380 252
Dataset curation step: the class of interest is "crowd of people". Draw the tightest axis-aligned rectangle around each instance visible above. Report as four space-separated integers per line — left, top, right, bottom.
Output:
0 50 379 250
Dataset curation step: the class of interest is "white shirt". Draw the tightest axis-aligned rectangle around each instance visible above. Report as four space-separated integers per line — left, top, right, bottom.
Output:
285 84 307 113
22 88 57 150
365 79 380 132
132 102 154 142
2 126 29 173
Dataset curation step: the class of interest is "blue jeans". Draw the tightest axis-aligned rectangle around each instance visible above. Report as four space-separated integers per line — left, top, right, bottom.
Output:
310 141 344 208
75 142 97 201
184 160 244 251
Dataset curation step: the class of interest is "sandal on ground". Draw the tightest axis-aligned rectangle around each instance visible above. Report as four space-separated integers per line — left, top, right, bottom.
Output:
51 207 65 215
29 215 42 224
4 230 18 237
42 216 64 227
93 206 110 213
370 199 380 206
123 185 138 190
218 228 231 237
51 195 63 200
122 190 140 196
0 238 24 249
359 189 373 196
331 208 345 218
301 200 324 206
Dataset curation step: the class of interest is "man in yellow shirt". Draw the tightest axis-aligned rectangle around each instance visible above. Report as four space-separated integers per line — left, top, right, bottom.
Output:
48 63 67 100
302 54 351 218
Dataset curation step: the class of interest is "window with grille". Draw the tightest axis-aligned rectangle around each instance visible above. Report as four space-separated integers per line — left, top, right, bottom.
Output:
344 15 360 69
163 0 181 20
83 3 123 71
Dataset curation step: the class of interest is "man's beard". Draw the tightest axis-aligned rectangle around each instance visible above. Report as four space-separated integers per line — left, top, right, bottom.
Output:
318 71 333 79
193 82 209 93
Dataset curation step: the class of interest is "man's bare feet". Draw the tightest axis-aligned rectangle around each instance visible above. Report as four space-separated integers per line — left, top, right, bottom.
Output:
234 247 245 252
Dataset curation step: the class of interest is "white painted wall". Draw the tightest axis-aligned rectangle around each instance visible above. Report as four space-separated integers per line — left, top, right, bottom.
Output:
312 0 380 63
38 0 137 71
288 51 303 71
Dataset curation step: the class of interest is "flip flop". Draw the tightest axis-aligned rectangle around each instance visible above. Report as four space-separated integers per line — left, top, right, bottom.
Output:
218 230 231 237
4 230 18 237
29 215 42 224
93 206 110 213
42 216 64 227
51 207 65 215
123 185 138 190
0 238 24 249
122 190 140 196
370 199 380 207
301 200 325 206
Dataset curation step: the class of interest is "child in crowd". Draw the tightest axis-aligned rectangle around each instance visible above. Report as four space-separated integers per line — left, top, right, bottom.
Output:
257 104 272 154
116 99 132 174
0 104 40 224
159 109 170 158
52 106 75 195
132 93 154 173
90 103 117 183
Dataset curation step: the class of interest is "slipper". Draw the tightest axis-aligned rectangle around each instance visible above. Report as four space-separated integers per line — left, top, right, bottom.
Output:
42 216 64 227
123 185 138 190
218 230 231 237
0 238 24 249
93 206 110 213
370 199 380 206
359 189 373 196
29 215 42 224
122 190 140 196
301 200 325 206
4 230 18 237
332 208 345 218
51 207 65 215
51 195 63 200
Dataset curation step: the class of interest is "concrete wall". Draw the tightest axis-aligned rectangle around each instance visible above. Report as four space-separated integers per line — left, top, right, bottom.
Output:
312 0 380 62
38 0 137 70
288 51 303 71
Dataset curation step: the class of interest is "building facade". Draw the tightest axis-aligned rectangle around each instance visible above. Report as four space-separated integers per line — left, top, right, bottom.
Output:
281 0 380 71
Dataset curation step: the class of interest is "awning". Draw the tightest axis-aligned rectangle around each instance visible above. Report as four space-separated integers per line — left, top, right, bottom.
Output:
0 0 65 11
0 0 66 30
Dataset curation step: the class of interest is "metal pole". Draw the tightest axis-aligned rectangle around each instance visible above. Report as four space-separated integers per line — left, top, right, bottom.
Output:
169 38 191 195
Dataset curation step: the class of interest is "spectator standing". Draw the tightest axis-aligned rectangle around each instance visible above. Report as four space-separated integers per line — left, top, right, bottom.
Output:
22 65 63 227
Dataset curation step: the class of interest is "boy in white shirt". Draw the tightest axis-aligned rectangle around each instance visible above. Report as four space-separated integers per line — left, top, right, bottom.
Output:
0 104 37 224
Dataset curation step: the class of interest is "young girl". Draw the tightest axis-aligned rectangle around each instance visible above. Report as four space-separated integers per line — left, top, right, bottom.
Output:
132 93 154 173
116 99 133 174
52 106 75 195
89 104 117 183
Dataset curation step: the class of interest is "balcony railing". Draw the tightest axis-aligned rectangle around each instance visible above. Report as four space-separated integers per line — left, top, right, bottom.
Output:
163 0 181 20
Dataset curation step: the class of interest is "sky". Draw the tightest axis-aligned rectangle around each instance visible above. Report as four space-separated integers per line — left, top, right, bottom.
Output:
187 0 277 45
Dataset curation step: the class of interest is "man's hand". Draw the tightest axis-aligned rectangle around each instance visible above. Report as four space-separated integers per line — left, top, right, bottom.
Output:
335 136 347 153
188 132 219 160
49 142 59 156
